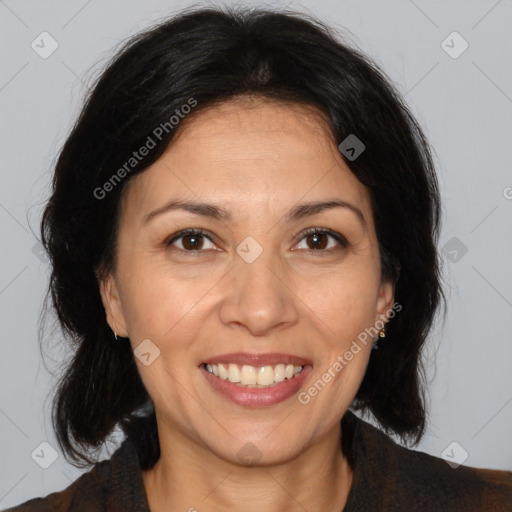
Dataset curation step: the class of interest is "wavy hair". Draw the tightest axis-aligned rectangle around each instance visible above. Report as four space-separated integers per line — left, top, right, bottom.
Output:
40 5 446 468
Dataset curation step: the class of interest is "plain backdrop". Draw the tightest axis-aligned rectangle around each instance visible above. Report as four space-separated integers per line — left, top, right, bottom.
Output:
1 0 511 508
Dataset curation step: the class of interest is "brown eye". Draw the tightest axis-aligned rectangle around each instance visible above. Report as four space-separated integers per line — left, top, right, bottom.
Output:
166 230 216 252
294 228 348 252
305 232 328 249
181 234 204 250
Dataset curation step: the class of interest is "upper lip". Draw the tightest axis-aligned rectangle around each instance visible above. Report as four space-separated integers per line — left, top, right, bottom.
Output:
202 352 312 367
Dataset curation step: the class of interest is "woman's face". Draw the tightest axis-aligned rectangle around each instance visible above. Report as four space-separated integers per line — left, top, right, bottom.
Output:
101 97 395 465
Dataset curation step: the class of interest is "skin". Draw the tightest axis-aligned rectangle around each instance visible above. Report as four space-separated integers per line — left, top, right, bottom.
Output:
100 96 395 512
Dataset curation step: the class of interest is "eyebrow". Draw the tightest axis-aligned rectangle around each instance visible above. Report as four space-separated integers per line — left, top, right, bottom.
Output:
142 198 366 227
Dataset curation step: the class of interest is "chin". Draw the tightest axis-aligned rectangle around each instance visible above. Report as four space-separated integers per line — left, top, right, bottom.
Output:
197 425 308 468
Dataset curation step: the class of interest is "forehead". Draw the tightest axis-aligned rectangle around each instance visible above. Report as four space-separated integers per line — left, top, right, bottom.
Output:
122 97 373 223
170 96 337 164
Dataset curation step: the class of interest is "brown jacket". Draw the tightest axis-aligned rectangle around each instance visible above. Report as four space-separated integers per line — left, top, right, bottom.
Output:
5 410 512 511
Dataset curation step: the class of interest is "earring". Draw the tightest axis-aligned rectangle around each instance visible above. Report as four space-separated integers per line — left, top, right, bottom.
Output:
372 324 386 351
113 321 118 341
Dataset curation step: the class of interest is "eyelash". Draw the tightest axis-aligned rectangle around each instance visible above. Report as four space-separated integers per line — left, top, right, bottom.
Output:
164 227 349 255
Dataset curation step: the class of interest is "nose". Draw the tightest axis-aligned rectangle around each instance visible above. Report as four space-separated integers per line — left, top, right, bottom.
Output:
218 251 299 337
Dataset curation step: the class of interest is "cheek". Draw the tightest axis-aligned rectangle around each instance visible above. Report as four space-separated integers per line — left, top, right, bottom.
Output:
117 252 225 348
296 260 380 338
116 257 182 338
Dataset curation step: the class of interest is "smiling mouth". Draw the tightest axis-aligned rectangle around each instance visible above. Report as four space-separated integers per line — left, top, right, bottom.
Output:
202 363 306 388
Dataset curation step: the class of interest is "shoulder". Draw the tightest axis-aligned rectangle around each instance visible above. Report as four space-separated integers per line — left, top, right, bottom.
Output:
344 410 512 511
4 458 113 512
391 438 512 510
3 439 143 512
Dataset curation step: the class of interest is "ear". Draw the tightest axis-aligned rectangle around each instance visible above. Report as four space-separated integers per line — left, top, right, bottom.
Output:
98 272 129 338
374 278 396 327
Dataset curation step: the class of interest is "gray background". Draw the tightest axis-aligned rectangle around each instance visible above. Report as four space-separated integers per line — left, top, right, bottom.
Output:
1 0 511 508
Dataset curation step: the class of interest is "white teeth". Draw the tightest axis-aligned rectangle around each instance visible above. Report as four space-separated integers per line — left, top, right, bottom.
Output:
274 364 285 383
257 366 274 386
228 363 241 383
218 363 228 380
204 362 304 387
240 365 257 385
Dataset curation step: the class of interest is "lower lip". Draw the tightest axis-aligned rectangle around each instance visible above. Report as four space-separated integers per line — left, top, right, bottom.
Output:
200 365 312 407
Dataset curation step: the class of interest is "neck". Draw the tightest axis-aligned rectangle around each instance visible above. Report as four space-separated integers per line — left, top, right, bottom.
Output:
142 421 353 512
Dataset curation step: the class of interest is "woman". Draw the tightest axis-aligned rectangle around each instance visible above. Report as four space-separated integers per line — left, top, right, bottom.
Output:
7 6 511 511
